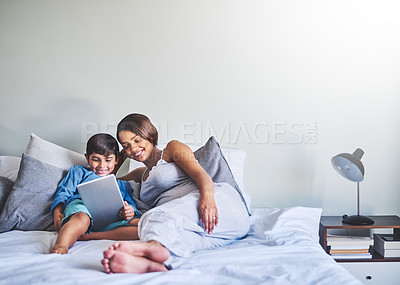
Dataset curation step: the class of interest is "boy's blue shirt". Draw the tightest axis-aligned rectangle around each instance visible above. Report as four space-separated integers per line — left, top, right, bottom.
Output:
51 165 140 217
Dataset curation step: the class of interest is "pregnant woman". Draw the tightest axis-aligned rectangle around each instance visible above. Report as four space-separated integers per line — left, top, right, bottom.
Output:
102 113 250 273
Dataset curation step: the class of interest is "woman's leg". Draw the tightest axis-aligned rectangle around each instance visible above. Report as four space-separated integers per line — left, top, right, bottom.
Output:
102 184 249 272
50 212 90 254
138 186 250 257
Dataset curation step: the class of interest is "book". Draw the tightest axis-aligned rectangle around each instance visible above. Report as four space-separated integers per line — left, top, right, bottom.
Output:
330 248 370 255
374 248 400 258
327 235 373 246
329 245 370 250
330 253 372 259
374 234 400 250
374 234 400 257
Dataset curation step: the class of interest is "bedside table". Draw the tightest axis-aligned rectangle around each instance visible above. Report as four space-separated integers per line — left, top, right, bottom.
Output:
319 215 400 284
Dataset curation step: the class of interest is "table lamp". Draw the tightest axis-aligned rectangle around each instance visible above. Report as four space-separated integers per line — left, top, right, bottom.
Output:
331 148 374 225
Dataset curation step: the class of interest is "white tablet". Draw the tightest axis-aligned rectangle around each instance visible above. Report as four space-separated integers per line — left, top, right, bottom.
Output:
77 174 125 230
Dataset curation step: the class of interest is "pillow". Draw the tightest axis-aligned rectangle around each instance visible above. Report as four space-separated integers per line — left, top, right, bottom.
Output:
0 176 14 213
249 207 322 242
194 136 250 214
0 156 21 182
25 133 88 170
0 154 67 233
263 206 323 242
219 148 246 193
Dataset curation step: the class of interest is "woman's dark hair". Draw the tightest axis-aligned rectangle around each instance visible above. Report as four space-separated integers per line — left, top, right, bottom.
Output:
86 133 119 158
117 113 158 145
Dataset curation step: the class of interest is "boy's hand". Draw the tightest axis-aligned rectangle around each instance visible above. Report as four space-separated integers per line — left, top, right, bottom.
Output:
120 201 135 220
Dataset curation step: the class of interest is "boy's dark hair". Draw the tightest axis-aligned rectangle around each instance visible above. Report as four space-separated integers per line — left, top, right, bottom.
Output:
117 113 158 145
86 133 119 158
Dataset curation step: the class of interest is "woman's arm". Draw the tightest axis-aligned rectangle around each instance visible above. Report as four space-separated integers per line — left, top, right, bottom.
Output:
163 140 218 234
111 150 127 175
117 167 146 182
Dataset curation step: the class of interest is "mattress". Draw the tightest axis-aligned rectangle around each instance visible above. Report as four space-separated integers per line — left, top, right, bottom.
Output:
0 207 361 285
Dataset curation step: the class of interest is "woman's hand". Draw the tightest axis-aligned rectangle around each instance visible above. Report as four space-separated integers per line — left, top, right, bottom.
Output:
198 193 218 234
53 205 65 232
163 140 218 234
120 201 135 220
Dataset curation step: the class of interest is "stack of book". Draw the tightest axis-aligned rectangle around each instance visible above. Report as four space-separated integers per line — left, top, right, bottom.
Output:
374 234 400 257
327 234 373 259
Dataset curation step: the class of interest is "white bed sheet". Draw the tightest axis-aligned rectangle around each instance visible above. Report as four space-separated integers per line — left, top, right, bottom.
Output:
0 207 361 285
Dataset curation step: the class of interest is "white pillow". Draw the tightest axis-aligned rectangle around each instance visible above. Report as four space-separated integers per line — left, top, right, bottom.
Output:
0 156 21 182
128 143 250 208
25 133 88 170
262 206 322 242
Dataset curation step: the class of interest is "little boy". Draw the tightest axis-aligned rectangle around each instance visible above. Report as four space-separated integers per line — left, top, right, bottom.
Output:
50 133 140 254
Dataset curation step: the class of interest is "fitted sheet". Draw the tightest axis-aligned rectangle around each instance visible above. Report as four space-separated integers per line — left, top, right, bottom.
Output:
0 207 361 285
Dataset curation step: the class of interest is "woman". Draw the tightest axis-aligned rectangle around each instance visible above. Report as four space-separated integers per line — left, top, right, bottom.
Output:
102 113 250 274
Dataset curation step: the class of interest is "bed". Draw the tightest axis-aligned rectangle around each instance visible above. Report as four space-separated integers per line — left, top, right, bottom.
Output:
0 134 362 285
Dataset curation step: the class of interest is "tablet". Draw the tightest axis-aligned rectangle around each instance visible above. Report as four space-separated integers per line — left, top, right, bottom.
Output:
77 174 125 230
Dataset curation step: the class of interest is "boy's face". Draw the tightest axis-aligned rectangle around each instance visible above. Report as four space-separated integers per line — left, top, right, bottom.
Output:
85 152 116 177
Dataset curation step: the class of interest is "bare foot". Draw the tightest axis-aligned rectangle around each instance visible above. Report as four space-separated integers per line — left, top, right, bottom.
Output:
108 241 170 263
102 250 168 274
50 245 69 254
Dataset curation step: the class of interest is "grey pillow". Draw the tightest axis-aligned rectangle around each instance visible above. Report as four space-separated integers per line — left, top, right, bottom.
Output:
0 176 14 213
0 154 66 233
194 136 250 215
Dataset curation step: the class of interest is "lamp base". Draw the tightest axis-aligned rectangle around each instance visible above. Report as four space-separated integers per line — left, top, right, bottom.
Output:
342 214 374 225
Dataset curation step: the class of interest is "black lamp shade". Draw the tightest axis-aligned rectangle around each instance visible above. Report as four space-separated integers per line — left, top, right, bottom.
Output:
331 148 364 182
331 148 374 225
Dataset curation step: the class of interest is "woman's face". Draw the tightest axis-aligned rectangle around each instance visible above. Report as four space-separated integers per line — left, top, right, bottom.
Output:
118 130 154 162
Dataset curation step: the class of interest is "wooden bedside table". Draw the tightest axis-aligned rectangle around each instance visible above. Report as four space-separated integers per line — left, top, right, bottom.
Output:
319 215 400 284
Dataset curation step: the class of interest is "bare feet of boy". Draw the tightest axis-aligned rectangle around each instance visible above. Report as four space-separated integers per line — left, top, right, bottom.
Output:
50 245 69 254
102 241 170 273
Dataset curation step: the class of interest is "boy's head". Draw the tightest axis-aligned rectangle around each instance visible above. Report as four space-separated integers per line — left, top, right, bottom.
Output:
85 133 119 177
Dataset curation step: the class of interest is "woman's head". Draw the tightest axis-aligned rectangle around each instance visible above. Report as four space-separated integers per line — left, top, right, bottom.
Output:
117 113 159 162
117 113 158 146
85 133 119 176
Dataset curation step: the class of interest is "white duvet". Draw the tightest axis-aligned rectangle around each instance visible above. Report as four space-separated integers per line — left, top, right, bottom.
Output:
0 207 361 285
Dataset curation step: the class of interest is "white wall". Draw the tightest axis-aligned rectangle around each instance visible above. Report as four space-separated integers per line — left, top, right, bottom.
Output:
1 0 400 215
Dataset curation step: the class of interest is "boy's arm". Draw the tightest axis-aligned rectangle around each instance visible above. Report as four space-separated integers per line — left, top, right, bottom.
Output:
119 201 137 220
53 204 65 231
118 180 141 217
51 166 84 214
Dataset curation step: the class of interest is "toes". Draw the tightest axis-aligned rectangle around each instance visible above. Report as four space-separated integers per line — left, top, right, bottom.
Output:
108 242 121 251
101 258 113 274
103 249 115 259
